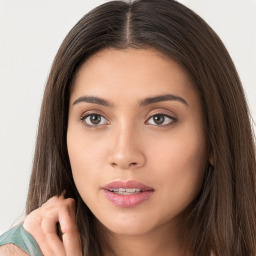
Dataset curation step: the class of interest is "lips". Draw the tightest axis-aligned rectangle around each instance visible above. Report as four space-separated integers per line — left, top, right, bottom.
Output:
102 180 154 208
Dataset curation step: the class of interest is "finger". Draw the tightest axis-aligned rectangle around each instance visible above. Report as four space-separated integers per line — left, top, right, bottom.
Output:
40 206 66 255
23 209 59 256
24 199 66 256
59 198 82 256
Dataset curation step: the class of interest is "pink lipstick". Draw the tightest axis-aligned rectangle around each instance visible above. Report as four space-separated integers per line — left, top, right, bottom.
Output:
102 180 154 208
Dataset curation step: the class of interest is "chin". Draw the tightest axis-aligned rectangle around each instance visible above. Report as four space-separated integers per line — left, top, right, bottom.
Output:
113 224 150 236
96 214 158 237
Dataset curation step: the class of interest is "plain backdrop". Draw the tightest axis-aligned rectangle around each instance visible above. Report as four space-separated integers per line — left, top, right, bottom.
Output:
0 0 255 234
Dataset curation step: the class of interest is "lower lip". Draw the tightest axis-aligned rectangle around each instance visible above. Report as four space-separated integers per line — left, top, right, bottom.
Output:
103 190 154 208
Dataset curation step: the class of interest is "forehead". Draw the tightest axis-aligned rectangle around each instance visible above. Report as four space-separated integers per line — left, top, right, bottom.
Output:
70 47 197 105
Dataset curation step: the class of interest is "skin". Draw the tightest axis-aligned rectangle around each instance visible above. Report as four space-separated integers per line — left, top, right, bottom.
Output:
0 194 82 256
0 47 209 256
67 47 209 255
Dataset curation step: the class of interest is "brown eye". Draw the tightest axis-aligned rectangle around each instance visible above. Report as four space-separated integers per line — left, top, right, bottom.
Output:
81 114 108 127
90 114 102 124
147 114 176 126
153 115 165 125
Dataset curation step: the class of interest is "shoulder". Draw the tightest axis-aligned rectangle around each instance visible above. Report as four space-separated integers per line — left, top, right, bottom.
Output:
0 244 29 255
0 223 42 256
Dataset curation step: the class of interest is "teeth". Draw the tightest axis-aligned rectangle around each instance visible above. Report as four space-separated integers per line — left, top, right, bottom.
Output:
109 188 143 195
111 188 119 192
126 188 136 193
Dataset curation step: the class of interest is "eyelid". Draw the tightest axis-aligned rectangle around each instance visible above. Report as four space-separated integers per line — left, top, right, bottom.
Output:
145 110 177 127
145 109 177 120
79 110 110 127
80 109 109 119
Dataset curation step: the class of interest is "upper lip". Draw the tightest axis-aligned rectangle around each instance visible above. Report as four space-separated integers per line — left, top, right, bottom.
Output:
102 180 154 191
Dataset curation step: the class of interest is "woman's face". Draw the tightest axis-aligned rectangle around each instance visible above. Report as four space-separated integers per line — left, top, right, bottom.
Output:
67 47 209 236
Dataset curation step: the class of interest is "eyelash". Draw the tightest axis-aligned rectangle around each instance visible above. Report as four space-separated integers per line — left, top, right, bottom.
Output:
80 112 109 128
79 112 177 128
146 113 177 127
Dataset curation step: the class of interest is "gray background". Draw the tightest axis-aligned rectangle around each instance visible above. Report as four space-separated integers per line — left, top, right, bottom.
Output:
0 0 255 234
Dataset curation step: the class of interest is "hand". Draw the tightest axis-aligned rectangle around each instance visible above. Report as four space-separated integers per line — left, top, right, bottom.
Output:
23 193 82 256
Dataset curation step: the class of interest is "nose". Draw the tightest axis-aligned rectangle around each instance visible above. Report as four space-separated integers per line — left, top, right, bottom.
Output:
108 126 146 169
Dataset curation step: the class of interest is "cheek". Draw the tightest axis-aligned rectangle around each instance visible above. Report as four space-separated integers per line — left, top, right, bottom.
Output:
67 123 107 168
150 139 206 193
148 124 207 173
67 127 108 193
147 125 207 209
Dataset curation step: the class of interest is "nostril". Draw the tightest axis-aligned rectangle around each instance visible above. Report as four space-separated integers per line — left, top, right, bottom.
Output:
110 162 138 168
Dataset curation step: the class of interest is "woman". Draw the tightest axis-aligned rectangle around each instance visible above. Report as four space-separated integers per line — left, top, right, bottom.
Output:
0 0 255 255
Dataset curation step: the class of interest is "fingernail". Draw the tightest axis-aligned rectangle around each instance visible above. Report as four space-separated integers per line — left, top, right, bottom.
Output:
59 218 67 233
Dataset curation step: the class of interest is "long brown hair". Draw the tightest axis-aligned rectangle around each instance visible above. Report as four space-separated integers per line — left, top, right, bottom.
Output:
26 0 256 255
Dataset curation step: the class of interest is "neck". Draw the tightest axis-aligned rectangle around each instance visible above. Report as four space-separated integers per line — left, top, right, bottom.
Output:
96 221 191 256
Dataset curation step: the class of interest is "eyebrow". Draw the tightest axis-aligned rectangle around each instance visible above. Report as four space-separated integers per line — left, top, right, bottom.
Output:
73 96 112 107
72 94 188 107
140 94 188 107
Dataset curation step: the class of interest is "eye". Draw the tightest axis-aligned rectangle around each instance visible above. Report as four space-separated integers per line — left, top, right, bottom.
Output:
81 113 109 127
146 114 176 126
